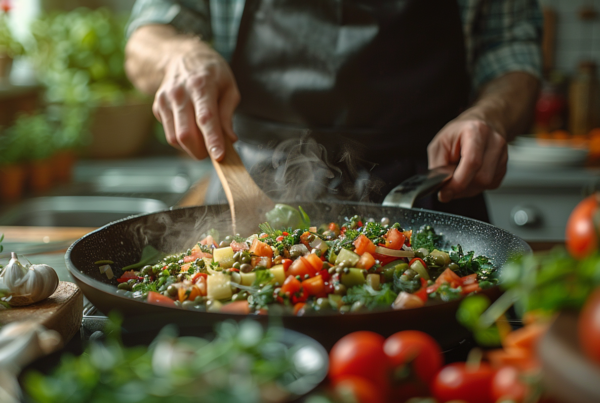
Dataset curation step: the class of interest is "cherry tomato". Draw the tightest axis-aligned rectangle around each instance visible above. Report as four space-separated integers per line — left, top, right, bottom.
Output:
579 288 600 364
329 331 390 394
431 362 495 403
383 330 443 383
332 376 384 403
566 194 599 259
491 366 529 403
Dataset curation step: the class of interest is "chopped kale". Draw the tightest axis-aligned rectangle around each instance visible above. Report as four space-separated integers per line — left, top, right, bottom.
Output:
449 244 496 282
411 225 444 252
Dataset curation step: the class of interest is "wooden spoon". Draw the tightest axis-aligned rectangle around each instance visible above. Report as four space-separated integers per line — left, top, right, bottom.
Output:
210 138 275 233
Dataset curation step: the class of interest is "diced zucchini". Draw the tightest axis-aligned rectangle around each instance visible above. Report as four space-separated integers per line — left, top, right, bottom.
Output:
207 273 232 300
213 246 234 268
269 264 285 285
335 248 360 267
240 272 256 286
341 268 366 288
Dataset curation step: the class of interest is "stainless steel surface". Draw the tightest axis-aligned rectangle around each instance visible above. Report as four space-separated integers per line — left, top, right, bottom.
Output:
0 196 168 227
383 165 455 208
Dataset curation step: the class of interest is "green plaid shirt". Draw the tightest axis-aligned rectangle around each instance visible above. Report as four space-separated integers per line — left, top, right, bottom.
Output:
127 0 542 91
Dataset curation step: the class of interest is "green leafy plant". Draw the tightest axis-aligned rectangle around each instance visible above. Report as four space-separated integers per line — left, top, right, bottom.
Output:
5 112 55 162
0 1 24 58
0 123 28 166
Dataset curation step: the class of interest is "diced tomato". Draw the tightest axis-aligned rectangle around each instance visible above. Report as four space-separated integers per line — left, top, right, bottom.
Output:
250 238 273 258
461 274 478 285
282 231 289 236
200 235 218 248
184 246 213 263
403 230 412 246
302 275 325 296
117 270 139 283
256 308 269 315
300 231 311 248
178 285 202 302
353 234 377 255
147 291 175 307
319 269 331 282
260 233 269 238
282 259 293 271
276 235 284 242
372 253 399 266
414 278 429 302
427 284 440 294
180 263 191 272
435 268 462 288
384 228 406 250
251 255 272 268
328 223 341 236
356 251 376 270
281 275 302 295
461 283 481 295
230 240 249 252
287 256 318 278
304 253 323 273
191 272 207 284
220 300 250 314
293 302 306 316
292 287 308 304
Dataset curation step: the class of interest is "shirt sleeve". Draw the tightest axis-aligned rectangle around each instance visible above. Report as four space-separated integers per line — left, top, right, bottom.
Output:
470 0 543 91
126 0 212 40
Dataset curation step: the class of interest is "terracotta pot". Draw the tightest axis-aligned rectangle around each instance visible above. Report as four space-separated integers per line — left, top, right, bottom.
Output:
0 54 13 82
0 164 26 201
87 102 153 159
51 150 76 183
28 159 53 195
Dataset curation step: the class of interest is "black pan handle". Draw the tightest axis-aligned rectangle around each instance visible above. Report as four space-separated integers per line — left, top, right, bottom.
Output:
382 165 456 209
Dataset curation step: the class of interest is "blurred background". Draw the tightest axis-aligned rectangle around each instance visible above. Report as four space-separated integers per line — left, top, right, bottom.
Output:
0 0 600 246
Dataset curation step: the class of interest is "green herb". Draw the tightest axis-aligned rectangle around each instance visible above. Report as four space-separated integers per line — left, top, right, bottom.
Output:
411 225 444 252
449 244 496 282
429 283 462 302
252 269 274 287
0 233 3 254
249 284 276 309
392 269 420 293
258 222 277 236
121 245 166 271
343 283 398 310
361 221 388 244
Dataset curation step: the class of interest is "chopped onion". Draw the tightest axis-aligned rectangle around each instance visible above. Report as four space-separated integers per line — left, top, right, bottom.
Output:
290 244 309 257
309 237 329 253
374 246 414 258
99 264 114 279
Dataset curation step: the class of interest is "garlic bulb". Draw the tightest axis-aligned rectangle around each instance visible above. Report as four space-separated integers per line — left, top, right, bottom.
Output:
0 253 59 306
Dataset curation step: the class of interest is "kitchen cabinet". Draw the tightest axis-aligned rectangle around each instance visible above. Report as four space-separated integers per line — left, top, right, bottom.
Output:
485 164 600 242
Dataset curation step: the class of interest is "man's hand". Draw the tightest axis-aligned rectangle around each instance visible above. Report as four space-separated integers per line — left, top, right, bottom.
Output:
427 118 507 203
427 71 540 202
153 45 239 160
125 25 239 161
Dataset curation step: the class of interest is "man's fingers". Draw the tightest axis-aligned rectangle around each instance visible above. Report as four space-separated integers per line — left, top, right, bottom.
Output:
219 86 240 143
172 100 207 159
190 84 226 161
156 107 180 150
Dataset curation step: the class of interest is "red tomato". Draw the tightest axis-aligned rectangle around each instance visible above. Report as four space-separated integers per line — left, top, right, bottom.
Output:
328 222 341 236
372 252 399 266
332 376 385 403
413 278 429 303
147 291 175 306
293 302 306 316
566 194 599 258
117 270 140 283
491 366 529 403
353 234 377 255
305 253 324 273
356 251 376 270
300 231 311 248
383 330 443 383
191 272 207 283
435 268 462 288
230 240 248 251
287 256 318 278
579 288 600 364
302 275 324 296
281 258 293 271
281 275 302 295
462 273 478 285
220 300 250 314
385 228 406 250
249 238 273 258
329 331 390 394
432 362 495 403
200 235 218 247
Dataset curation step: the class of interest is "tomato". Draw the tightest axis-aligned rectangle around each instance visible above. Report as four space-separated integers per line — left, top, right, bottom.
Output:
384 228 406 250
356 251 376 270
566 194 600 258
287 256 318 278
353 234 377 255
185 245 213 262
328 222 341 236
191 272 207 284
332 376 384 403
491 366 529 403
302 275 324 296
329 331 390 394
431 362 495 403
579 288 600 364
413 278 429 303
281 258 293 271
220 300 250 314
293 302 306 316
251 255 272 268
300 231 311 248
230 240 248 251
383 330 443 384
304 253 324 273
249 238 273 258
435 268 462 288
117 270 139 283
462 273 478 285
178 285 202 302
147 291 175 306
180 263 191 272
372 252 399 266
281 275 302 295
199 235 218 247
461 283 481 295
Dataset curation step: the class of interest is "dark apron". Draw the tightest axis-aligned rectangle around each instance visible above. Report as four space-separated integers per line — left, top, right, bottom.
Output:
205 0 489 222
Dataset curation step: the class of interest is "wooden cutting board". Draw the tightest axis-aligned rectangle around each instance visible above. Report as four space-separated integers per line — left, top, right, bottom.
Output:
0 281 83 344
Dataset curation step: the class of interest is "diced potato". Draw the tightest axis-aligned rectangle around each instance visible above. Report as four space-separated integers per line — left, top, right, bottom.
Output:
213 246 234 268
240 272 256 286
207 273 232 300
269 264 285 285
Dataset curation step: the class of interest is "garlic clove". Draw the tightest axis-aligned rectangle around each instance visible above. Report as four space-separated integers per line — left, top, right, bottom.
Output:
0 253 28 292
0 254 59 307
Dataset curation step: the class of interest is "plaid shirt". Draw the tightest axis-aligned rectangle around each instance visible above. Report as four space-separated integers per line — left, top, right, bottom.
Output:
127 0 542 92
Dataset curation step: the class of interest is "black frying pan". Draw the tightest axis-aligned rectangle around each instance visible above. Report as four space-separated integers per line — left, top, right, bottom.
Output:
66 198 530 350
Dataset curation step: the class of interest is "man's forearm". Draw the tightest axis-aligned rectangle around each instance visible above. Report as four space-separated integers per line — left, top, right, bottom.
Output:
459 72 540 141
125 24 206 95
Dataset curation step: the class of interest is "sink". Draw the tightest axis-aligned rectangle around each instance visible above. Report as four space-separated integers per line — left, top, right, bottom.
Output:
0 196 168 227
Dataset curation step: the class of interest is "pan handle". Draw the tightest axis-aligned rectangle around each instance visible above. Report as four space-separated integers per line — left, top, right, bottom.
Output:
382 165 456 209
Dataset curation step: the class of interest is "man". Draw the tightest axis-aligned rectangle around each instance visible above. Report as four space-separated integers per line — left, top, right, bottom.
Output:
125 0 541 221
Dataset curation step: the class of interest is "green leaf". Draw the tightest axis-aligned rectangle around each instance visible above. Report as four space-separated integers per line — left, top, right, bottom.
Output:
252 269 274 287
343 283 398 310
411 225 444 252
265 204 310 230
121 245 165 271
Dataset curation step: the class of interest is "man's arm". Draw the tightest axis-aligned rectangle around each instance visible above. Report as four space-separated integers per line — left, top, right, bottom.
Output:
125 25 239 160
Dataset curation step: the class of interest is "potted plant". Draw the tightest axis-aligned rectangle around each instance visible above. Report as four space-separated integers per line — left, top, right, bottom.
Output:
0 0 24 82
0 122 27 201
29 7 152 159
